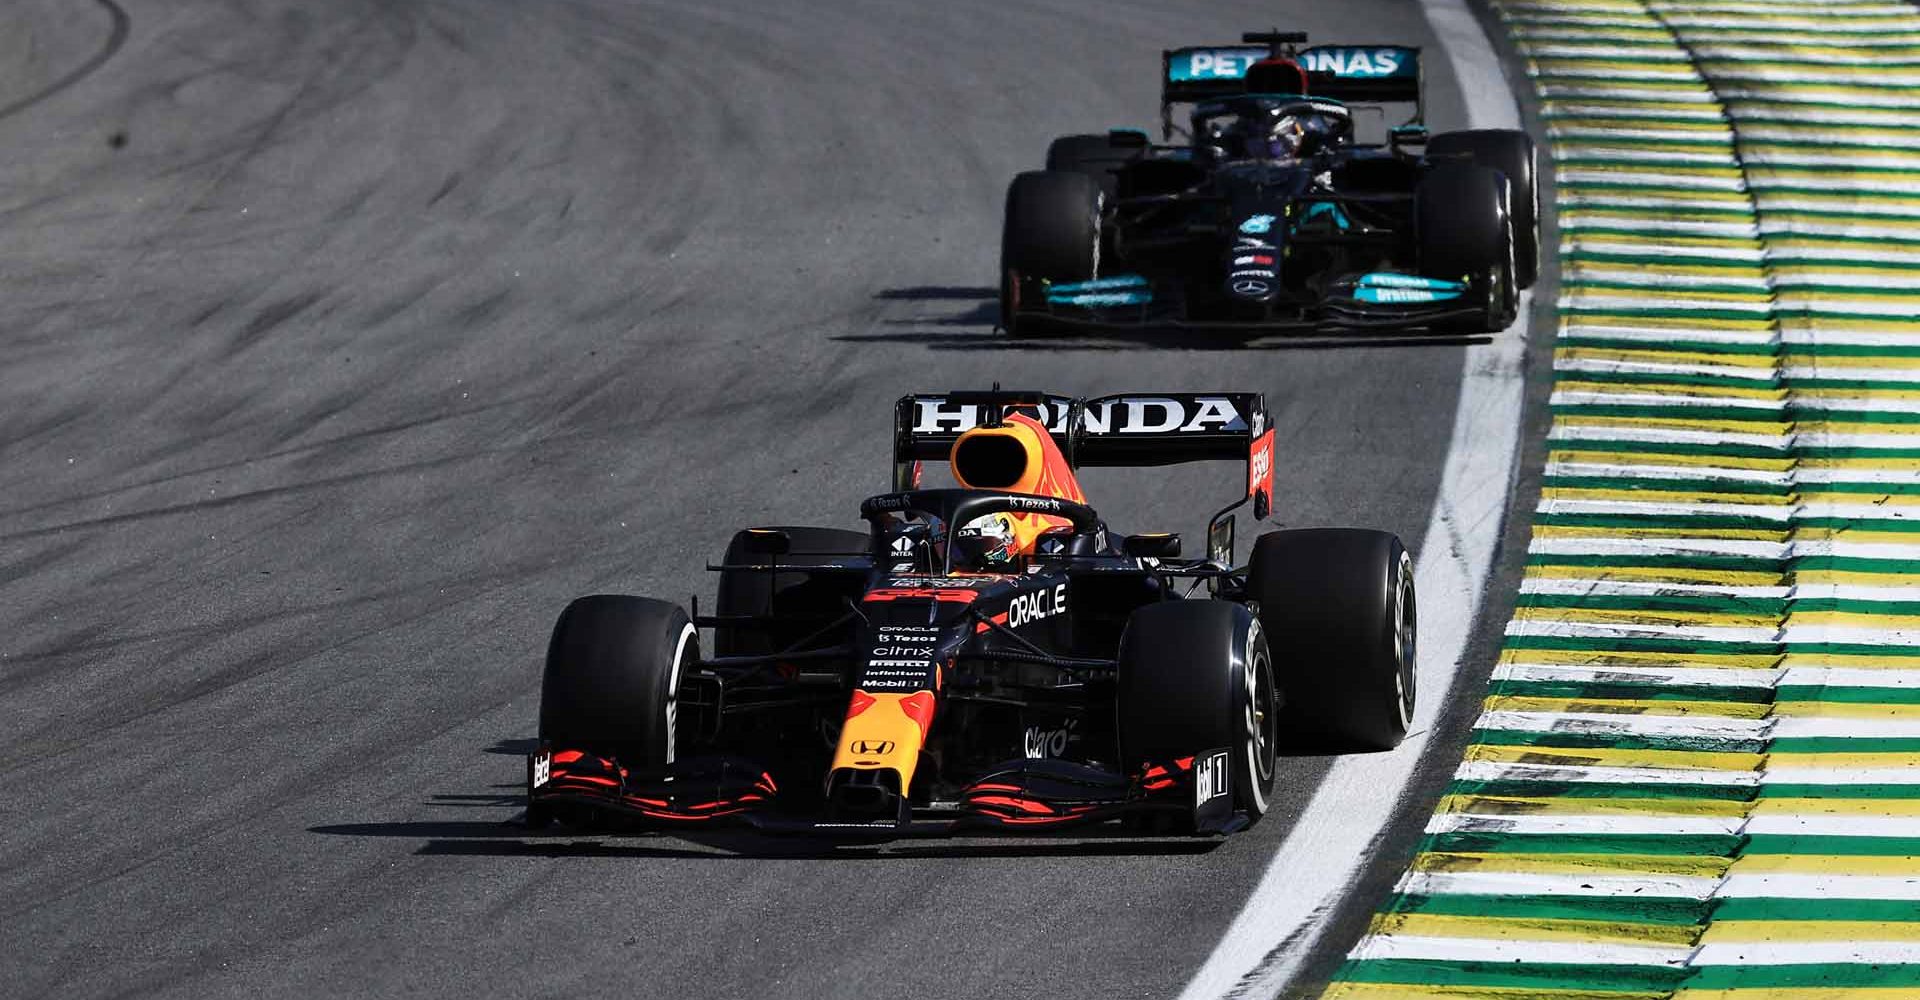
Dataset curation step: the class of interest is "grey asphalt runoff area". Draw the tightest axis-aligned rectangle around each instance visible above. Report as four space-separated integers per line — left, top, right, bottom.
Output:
0 1 1531 997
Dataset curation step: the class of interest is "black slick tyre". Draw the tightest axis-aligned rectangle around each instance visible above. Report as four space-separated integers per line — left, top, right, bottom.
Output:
1000 170 1103 338
1045 133 1138 202
539 596 696 770
1116 600 1277 826
1416 163 1517 335
1429 129 1539 289
715 526 869 656
1246 529 1416 752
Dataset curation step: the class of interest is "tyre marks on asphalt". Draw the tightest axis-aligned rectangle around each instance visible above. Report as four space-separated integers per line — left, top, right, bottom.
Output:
0 0 127 121
1323 0 1920 996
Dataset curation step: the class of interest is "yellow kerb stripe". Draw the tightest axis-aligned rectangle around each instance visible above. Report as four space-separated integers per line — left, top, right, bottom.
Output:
1730 855 1920 876
1757 799 1920 818
1519 566 1787 588
1552 416 1793 435
1411 851 1732 878
1554 379 1783 400
1704 921 1920 944
1330 984 1670 1000
1510 605 1779 627
1467 744 1762 771
1436 794 1751 818
1483 695 1771 719
1530 523 1787 540
1782 610 1920 629
1370 912 1702 946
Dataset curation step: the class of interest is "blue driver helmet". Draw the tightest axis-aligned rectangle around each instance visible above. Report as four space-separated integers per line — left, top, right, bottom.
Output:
1250 115 1306 161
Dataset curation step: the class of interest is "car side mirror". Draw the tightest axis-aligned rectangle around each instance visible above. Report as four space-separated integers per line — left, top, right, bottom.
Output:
1033 526 1076 560
1124 533 1181 558
1208 516 1235 567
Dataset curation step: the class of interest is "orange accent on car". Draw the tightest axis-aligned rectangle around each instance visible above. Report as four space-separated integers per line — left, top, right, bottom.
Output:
1248 427 1275 503
830 689 939 793
947 412 1084 557
899 690 936 740
969 795 1051 815
864 588 978 603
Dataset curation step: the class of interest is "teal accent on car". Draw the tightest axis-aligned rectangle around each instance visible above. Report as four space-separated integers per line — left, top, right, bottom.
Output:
1351 273 1464 304
1296 46 1420 79
1300 203 1351 230
1357 273 1465 291
1165 46 1270 82
1047 275 1153 306
1048 290 1153 307
1048 275 1149 294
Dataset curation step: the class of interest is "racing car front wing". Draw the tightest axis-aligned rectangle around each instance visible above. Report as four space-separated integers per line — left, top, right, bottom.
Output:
1011 270 1486 335
526 745 1247 838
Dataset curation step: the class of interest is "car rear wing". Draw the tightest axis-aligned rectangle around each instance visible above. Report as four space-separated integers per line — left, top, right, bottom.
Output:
1161 33 1424 137
891 389 1277 533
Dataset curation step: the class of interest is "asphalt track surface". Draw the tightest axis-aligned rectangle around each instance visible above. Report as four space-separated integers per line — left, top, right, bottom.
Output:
0 2 1530 998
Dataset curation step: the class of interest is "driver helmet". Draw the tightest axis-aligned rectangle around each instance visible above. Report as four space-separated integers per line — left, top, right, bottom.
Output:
951 513 1020 572
1249 114 1306 161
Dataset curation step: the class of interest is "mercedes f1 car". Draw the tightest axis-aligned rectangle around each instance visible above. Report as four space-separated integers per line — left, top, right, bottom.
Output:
999 31 1538 337
527 390 1416 837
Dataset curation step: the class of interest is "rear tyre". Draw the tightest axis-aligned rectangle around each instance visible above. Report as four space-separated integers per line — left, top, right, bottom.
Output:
1116 600 1277 826
539 596 696 770
1246 529 1416 752
1416 164 1517 335
716 526 870 656
1429 129 1539 289
1000 170 1103 338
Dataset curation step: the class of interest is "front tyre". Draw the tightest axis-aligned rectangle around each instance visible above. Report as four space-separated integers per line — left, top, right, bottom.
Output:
1000 170 1103 338
1116 600 1277 826
1416 163 1518 335
1429 129 1539 289
538 596 697 770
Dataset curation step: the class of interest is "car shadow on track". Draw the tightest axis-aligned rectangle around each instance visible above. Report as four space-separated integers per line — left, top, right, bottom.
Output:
853 286 1494 352
311 817 1224 861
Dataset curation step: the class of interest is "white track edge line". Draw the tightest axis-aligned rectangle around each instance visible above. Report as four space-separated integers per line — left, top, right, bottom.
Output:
1175 0 1533 993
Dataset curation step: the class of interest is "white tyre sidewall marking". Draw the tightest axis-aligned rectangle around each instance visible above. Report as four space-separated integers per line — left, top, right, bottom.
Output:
1396 549 1417 731
664 622 695 766
1091 191 1104 279
1243 616 1270 816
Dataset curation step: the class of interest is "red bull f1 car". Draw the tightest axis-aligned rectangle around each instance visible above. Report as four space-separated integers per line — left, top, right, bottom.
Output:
999 31 1538 337
527 390 1416 837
